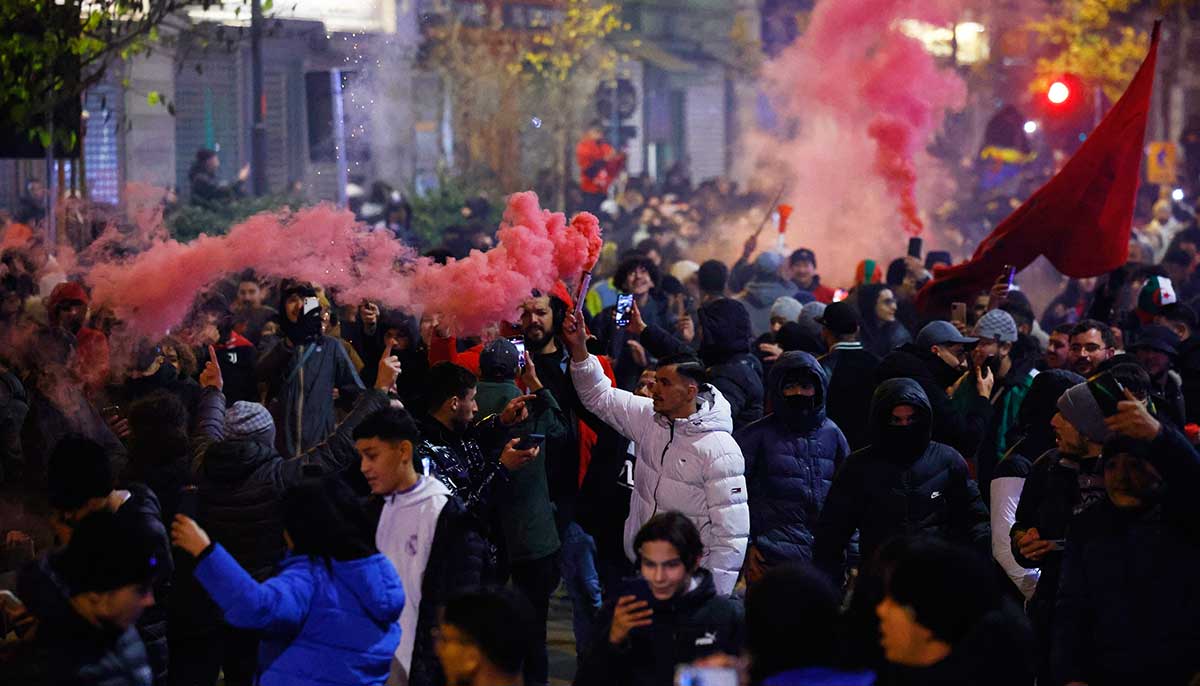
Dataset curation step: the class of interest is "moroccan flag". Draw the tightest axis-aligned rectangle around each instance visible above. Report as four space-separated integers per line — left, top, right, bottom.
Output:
918 22 1161 313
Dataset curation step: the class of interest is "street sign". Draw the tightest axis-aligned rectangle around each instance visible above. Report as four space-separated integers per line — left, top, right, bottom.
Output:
1146 141 1177 185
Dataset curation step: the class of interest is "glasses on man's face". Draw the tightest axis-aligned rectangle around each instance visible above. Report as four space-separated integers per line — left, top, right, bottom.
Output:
1069 343 1107 354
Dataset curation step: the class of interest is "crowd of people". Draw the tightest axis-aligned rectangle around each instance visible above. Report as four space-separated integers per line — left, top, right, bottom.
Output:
1 167 1200 686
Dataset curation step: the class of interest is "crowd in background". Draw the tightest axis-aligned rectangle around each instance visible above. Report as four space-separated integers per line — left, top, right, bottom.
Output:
1 158 1200 686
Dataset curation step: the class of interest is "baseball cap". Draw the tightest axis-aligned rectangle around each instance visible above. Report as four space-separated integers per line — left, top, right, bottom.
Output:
816 301 861 336
1128 324 1179 357
789 248 817 267
480 338 521 380
916 321 977 349
973 309 1018 343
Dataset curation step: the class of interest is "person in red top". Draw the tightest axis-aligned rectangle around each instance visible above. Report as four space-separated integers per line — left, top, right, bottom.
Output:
576 122 625 215
787 248 837 304
45 281 109 397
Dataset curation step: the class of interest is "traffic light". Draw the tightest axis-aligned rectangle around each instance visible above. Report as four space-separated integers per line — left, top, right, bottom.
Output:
1047 80 1070 105
1035 74 1091 152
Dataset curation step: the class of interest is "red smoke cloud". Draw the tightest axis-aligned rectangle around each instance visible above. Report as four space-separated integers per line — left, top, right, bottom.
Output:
87 191 600 338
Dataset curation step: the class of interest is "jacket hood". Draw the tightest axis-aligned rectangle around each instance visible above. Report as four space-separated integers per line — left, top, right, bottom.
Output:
869 377 932 443
743 279 794 309
328 553 407 623
698 298 753 360
385 473 452 508
767 351 829 429
657 384 734 435
203 439 276 482
658 567 718 613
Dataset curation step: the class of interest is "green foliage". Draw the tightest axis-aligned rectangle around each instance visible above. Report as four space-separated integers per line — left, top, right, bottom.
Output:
408 174 503 249
167 194 301 242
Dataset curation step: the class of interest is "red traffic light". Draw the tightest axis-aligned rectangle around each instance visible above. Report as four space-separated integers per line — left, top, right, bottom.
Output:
1047 81 1070 105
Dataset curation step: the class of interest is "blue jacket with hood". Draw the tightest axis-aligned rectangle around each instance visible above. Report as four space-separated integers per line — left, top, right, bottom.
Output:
193 543 405 686
734 351 850 565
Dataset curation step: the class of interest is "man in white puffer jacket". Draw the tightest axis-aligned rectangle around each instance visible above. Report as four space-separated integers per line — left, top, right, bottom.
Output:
563 310 749 595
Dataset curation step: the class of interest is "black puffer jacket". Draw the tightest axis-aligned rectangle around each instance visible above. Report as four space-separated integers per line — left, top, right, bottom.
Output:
640 298 764 430
12 555 153 686
577 568 745 686
118 484 173 685
813 378 991 584
173 386 388 636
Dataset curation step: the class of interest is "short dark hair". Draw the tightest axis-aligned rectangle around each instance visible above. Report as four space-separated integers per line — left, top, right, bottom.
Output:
697 259 728 295
657 352 708 387
48 435 113 511
886 538 996 645
237 268 260 286
1163 249 1192 268
633 511 704 571
1158 302 1197 330
442 587 535 675
1000 301 1034 331
1070 318 1116 349
1052 322 1075 337
529 287 570 334
613 254 660 292
634 238 661 257
353 407 420 444
746 563 840 680
282 476 377 562
1107 361 1151 400
426 362 477 411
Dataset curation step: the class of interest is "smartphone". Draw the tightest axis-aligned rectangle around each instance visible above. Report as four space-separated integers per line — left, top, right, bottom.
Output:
951 302 967 324
302 296 321 316
1045 539 1067 551
983 355 1002 379
509 336 527 369
618 576 656 606
177 485 199 520
515 433 545 451
675 667 738 686
615 293 635 328
907 237 923 259
1089 373 1126 416
1003 264 1017 288
101 404 122 421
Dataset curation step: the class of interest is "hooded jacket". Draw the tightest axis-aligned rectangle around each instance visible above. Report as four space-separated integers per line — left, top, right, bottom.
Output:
576 568 744 686
193 543 404 686
640 298 765 431
13 555 153 686
373 477 490 686
876 343 994 460
1051 427 1200 686
734 352 850 565
570 354 749 595
819 341 880 451
812 379 990 583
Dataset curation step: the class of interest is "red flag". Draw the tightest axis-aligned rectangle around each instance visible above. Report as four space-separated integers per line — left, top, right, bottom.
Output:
918 22 1160 313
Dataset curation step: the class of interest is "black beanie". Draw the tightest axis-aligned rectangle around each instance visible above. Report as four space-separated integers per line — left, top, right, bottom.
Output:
887 539 995 645
47 435 113 511
56 510 162 594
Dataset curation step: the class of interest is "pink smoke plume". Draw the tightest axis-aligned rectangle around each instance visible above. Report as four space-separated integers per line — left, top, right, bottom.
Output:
743 0 966 271
88 191 601 338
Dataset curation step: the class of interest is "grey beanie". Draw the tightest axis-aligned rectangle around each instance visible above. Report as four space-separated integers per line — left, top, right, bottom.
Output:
770 296 805 323
800 301 827 322
1056 382 1113 444
226 401 277 447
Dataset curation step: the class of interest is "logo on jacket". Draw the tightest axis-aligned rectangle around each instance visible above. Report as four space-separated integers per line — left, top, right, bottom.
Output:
731 487 742 495
930 491 941 499
227 352 238 364
695 631 716 647
406 533 419 556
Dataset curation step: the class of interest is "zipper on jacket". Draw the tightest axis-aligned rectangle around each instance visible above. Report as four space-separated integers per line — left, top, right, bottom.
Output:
651 421 676 517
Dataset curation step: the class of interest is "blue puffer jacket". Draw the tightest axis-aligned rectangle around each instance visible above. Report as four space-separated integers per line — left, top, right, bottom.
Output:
735 351 850 565
194 543 405 686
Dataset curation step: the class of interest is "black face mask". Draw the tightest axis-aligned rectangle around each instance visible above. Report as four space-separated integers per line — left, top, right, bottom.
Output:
784 394 818 414
879 424 929 461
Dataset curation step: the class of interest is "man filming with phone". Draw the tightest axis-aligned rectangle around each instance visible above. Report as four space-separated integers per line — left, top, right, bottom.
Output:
576 513 743 686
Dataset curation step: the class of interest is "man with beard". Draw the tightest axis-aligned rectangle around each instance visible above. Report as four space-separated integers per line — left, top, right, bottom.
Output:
1009 365 1151 684
813 378 990 587
734 351 849 585
1066 319 1116 377
256 281 364 457
1040 323 1074 371
519 287 628 659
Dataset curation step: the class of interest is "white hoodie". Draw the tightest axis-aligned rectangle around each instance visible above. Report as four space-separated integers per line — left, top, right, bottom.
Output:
376 475 450 671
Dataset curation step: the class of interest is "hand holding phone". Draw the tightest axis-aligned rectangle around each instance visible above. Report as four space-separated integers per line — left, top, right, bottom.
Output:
610 579 655 645
615 293 635 328
515 433 545 451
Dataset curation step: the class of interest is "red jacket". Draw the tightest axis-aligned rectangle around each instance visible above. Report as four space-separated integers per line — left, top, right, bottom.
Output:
576 138 624 195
